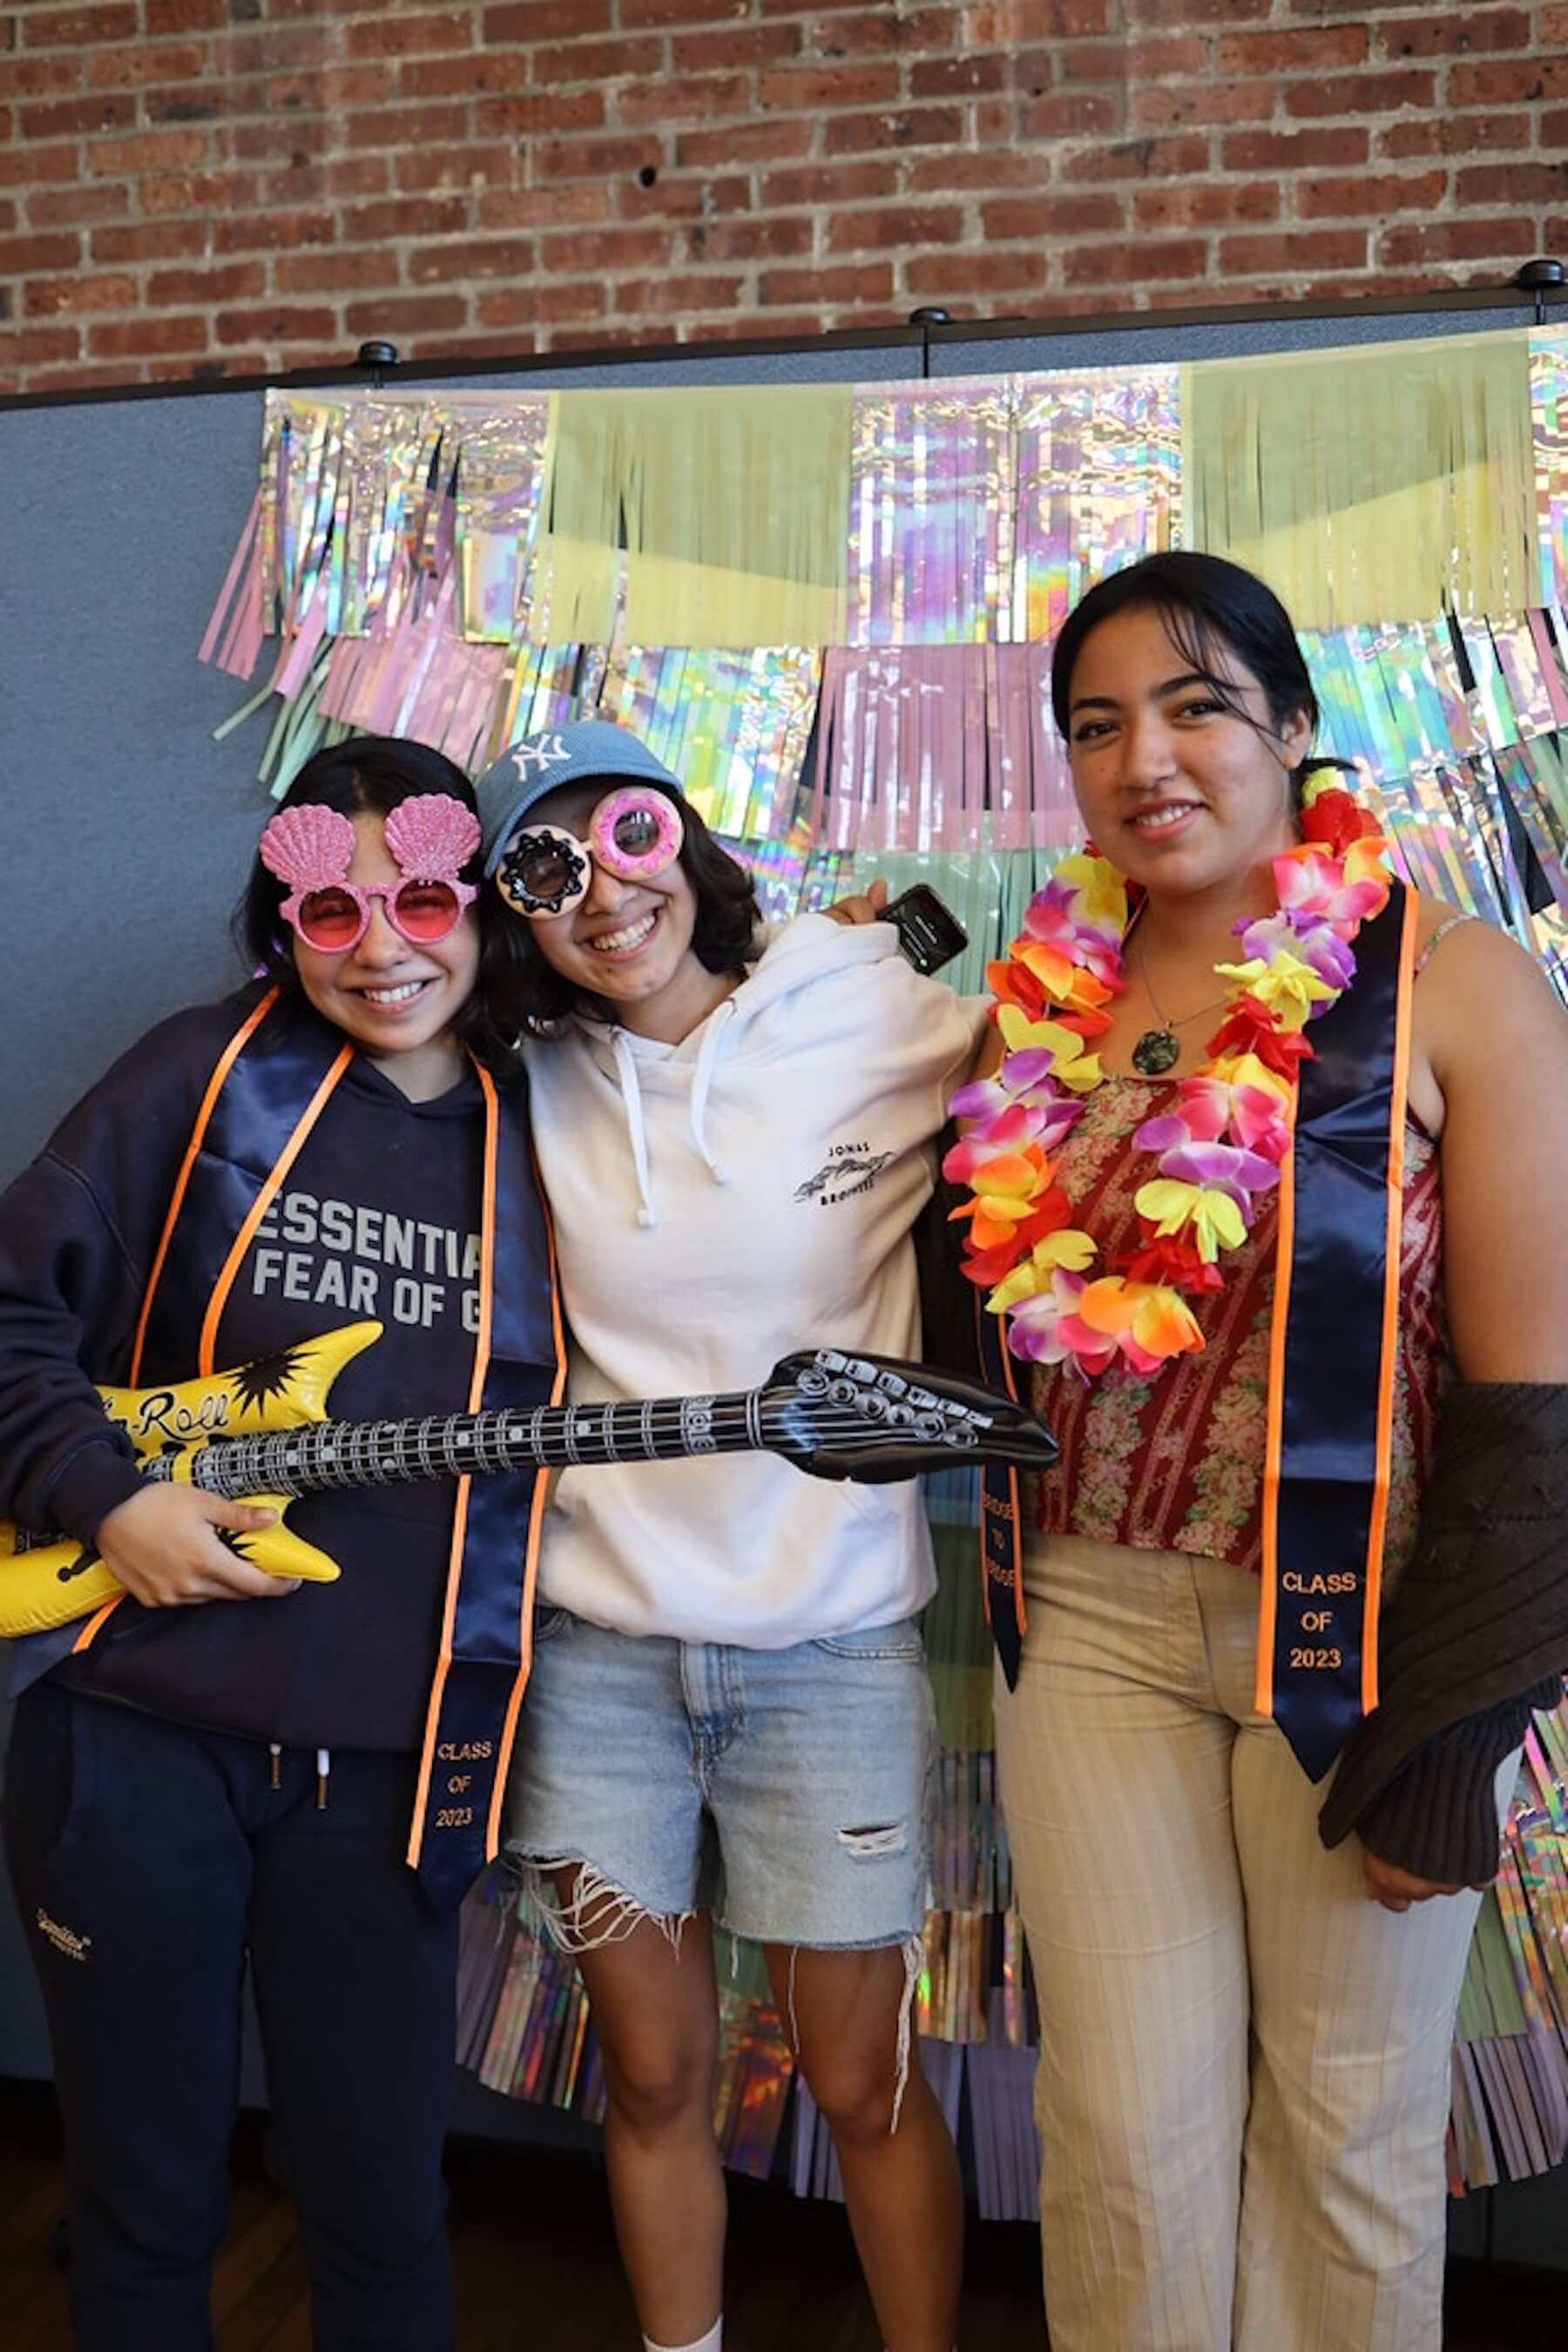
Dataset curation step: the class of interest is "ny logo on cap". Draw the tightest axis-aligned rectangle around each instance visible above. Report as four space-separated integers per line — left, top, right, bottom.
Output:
508 733 573 781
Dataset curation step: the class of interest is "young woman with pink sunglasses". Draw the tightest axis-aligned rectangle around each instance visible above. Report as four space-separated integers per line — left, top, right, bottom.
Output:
0 737 558 2352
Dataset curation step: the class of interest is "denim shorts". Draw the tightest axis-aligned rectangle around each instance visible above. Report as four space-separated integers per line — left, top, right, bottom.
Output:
506 1609 937 1950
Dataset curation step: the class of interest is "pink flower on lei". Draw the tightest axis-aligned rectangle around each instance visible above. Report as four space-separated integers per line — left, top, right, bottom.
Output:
1004 1269 1118 1375
1136 1060 1293 1162
1274 841 1389 929
1019 872 1124 987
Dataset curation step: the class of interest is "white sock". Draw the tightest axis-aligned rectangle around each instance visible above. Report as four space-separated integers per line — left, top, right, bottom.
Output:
641 2322 721 2352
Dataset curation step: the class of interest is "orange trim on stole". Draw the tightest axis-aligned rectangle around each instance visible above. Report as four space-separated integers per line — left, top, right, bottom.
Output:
408 1062 500 1869
1360 890 1416 1714
80 989 289 1658
195 1044 354 1377
1254 1139 1297 1720
128 987 280 1385
484 1155 568 1864
70 1597 121 1654
1000 1339 1026 1646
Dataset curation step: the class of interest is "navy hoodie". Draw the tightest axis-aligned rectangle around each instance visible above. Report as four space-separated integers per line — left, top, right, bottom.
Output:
0 993 531 1753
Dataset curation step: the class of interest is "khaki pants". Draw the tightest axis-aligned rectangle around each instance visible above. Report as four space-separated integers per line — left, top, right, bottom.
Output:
995 1533 1507 2352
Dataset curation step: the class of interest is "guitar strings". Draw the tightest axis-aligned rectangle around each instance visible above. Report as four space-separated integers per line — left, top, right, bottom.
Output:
243 1407 971 1456
190 1396 994 1498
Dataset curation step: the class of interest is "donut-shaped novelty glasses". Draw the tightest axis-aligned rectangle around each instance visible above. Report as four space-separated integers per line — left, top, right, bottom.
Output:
497 788 685 920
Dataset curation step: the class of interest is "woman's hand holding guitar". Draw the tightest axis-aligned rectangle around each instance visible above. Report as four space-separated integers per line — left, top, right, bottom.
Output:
96 1484 289 1607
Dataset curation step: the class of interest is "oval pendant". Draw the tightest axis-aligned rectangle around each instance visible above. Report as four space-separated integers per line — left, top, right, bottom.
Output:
1132 1027 1180 1077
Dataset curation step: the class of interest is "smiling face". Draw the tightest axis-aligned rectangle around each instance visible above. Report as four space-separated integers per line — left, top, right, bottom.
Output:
1064 603 1313 901
510 778 721 1041
292 808 479 1093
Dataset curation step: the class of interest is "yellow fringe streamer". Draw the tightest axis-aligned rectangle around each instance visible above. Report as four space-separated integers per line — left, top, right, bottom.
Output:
1184 329 1536 628
533 385 851 646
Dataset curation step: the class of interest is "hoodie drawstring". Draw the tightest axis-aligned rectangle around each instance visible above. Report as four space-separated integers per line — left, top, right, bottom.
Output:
687 996 736 1189
265 1742 331 1812
608 995 737 1228
610 1030 659 1228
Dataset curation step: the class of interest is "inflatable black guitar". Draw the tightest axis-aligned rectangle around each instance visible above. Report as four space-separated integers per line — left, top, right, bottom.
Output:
0 1320 1058 1637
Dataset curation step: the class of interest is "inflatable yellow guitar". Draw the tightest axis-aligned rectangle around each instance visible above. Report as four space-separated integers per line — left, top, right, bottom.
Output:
0 1321 1058 1639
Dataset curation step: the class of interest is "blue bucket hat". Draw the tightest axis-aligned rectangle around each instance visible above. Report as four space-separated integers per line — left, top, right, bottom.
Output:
474 720 684 877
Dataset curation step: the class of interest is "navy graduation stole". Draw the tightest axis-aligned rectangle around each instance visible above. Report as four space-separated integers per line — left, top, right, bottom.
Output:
84 989 563 1909
982 882 1416 1787
976 1287 1027 1690
1258 879 1415 1780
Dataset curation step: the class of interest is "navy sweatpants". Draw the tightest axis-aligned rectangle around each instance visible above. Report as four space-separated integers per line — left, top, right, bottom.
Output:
3 1681 460 2352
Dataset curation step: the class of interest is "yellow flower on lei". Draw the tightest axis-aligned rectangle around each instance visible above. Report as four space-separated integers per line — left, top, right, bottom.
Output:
995 1005 1103 1092
1213 948 1335 1031
1205 1051 1294 1108
988 1227 1098 1312
1134 1177 1247 1263
1053 851 1127 931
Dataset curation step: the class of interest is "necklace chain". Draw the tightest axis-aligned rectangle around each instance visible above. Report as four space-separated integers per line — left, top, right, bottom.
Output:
1138 926 1232 1034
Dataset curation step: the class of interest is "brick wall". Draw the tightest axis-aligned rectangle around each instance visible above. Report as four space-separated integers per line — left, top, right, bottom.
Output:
1 0 1565 395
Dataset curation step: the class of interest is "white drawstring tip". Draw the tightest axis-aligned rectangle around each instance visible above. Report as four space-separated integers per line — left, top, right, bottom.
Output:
636 1206 659 1228
315 1747 330 1810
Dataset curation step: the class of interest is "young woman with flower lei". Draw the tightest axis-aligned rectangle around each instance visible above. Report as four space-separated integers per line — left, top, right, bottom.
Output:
957 552 1568 2352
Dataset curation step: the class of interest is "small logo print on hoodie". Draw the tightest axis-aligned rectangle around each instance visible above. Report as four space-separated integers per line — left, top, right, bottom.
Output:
794 1142 895 1206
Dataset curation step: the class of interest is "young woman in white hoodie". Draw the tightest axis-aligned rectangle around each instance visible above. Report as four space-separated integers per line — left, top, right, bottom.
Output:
475 720 981 2352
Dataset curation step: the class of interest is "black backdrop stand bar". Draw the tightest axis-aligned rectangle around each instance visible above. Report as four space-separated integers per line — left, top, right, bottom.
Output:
2 269 1564 417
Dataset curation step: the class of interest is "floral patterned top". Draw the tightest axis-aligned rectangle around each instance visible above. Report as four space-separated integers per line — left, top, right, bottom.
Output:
1031 1072 1451 1580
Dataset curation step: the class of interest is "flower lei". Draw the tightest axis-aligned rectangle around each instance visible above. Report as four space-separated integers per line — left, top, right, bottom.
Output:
945 777 1394 1380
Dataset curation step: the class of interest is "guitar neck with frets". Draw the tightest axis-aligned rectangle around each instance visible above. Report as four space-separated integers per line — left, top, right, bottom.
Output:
161 1385 775 1498
0 1326 1058 1640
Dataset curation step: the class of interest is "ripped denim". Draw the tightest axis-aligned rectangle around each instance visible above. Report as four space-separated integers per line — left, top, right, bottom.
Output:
515 1606 932 1977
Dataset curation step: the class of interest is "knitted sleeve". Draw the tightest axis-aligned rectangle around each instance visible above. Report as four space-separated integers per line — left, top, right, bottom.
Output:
1348 1677 1563 1883
1318 1381 1568 1878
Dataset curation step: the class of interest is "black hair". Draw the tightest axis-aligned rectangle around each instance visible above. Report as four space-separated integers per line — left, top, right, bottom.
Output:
1049 550 1351 807
485 787 760 1035
233 733 517 1077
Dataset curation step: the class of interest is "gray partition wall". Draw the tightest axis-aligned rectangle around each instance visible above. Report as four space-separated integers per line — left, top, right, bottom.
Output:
3 297 1566 2261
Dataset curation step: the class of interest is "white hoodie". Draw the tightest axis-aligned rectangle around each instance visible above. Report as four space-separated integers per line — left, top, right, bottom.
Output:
524 913 984 1646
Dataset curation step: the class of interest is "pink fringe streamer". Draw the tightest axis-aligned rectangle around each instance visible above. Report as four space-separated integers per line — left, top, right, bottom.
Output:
198 487 266 682
315 568 515 774
814 644 1077 853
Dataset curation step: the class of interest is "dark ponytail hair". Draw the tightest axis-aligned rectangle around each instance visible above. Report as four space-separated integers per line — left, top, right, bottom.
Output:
1049 551 1353 807
484 789 760 1036
233 734 517 1077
